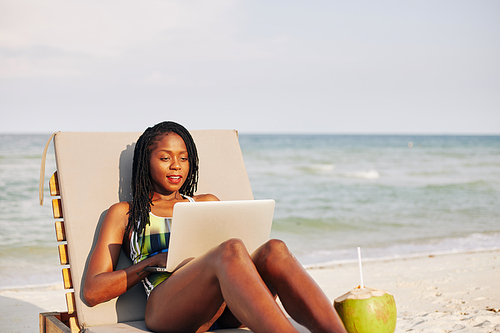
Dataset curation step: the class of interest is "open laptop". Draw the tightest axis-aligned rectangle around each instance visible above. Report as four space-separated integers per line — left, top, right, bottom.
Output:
146 199 275 273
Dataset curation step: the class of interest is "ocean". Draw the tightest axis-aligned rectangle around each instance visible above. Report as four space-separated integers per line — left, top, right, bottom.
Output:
1 134 499 289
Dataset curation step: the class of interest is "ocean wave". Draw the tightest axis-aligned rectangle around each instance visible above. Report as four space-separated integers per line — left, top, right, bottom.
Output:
294 166 381 179
424 180 494 191
339 170 380 179
297 164 335 173
0 251 63 289
0 154 50 160
296 231 500 267
304 247 500 269
408 170 451 177
272 217 359 232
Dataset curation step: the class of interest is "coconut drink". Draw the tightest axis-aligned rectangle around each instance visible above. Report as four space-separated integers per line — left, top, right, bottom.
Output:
334 286 396 333
333 248 397 333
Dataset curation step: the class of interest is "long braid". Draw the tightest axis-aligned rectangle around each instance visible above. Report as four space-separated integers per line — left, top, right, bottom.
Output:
125 121 199 241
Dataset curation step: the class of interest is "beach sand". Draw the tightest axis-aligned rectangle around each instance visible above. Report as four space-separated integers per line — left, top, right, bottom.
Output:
1 249 499 333
309 249 500 332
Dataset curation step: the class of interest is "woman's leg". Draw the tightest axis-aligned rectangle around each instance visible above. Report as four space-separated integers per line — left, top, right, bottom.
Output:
251 239 347 333
145 238 298 333
196 239 347 333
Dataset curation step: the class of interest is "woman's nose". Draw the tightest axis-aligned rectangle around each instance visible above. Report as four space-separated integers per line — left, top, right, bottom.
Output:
170 158 181 170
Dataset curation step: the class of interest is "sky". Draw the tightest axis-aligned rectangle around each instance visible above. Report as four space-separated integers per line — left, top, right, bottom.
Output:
1 0 499 134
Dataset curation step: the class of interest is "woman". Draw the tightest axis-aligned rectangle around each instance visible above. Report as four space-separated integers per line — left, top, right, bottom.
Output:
83 121 347 333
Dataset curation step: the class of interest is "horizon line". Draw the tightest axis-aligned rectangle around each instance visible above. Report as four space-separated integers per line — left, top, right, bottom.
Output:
1 131 499 136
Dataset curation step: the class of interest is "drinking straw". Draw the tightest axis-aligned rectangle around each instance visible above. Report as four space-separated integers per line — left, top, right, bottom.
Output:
357 247 364 288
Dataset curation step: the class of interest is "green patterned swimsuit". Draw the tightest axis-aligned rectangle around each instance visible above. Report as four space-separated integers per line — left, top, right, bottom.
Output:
129 195 195 297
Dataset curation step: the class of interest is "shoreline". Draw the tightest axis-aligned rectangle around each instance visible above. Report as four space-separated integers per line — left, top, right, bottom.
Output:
304 246 500 269
3 246 494 293
2 246 499 292
2 249 499 332
3 247 497 292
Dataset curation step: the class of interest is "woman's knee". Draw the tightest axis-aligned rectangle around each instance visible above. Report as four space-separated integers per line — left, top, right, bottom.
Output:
214 238 250 264
253 239 291 266
211 238 292 272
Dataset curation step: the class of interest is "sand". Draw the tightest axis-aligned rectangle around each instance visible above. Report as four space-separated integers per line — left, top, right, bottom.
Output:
1 249 499 333
307 249 500 332
0 284 66 332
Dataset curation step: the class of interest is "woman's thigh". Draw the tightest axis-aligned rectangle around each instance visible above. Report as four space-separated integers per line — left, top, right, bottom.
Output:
144 250 226 332
144 239 283 332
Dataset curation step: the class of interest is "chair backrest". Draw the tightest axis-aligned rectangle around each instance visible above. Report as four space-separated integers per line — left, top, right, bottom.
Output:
52 130 253 329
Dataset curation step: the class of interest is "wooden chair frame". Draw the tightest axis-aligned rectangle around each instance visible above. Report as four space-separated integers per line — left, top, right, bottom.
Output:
40 171 79 332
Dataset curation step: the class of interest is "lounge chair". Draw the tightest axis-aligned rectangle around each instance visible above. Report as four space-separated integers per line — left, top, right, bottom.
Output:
38 130 308 333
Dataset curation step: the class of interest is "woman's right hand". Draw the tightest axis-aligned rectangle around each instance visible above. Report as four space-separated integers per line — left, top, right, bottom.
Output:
149 252 168 269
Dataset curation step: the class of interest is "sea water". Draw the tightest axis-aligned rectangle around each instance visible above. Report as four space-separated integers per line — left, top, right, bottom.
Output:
1 134 499 289
240 134 500 266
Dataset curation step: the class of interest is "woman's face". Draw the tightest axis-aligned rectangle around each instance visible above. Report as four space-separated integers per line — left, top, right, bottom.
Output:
149 132 189 195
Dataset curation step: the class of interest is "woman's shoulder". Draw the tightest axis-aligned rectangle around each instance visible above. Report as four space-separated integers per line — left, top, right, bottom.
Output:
103 202 130 228
108 201 131 214
96 201 130 241
192 193 219 202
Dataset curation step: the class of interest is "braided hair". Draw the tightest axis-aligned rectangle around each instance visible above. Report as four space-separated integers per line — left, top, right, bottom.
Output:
126 121 199 239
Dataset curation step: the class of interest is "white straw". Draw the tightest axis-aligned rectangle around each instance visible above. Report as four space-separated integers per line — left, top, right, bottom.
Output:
357 247 364 289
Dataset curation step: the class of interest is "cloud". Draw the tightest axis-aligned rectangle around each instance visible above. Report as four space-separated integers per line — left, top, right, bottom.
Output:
0 45 89 78
0 0 243 53
0 0 243 78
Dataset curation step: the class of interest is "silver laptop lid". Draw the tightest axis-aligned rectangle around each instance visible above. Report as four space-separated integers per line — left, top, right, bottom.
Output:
166 199 275 272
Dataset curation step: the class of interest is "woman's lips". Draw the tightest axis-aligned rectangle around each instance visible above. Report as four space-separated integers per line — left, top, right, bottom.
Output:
167 175 182 184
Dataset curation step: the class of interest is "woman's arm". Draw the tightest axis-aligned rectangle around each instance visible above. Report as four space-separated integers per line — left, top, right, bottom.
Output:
83 202 164 307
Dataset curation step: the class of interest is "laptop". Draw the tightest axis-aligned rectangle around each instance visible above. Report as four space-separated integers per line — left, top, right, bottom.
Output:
146 199 275 273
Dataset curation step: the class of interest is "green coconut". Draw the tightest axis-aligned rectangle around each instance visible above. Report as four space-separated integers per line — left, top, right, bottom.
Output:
334 286 396 333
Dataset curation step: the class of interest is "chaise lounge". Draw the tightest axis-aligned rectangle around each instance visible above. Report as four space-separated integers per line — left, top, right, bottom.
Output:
38 130 308 333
